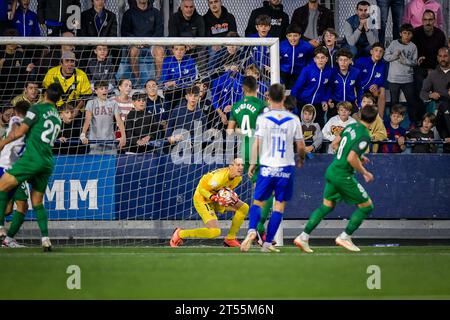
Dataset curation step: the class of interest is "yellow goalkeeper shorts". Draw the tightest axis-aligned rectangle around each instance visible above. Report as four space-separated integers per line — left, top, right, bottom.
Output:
193 199 226 224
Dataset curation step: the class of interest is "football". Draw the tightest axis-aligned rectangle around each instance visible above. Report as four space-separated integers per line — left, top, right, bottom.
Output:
217 188 239 206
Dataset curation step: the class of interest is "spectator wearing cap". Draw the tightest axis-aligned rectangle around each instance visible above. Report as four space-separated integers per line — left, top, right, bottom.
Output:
42 51 93 114
291 0 335 47
124 92 159 153
245 0 289 40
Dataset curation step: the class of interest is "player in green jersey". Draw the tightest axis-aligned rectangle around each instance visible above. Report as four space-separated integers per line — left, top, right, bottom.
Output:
0 83 63 252
227 76 274 246
294 103 379 253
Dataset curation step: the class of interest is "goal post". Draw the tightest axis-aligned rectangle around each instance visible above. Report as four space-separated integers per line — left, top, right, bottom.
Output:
0 36 281 246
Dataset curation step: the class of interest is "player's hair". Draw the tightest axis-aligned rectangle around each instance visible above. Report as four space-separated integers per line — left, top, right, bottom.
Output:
360 104 379 124
94 80 109 89
284 95 297 112
400 23 414 33
337 101 353 112
242 76 258 93
286 24 302 35
302 104 315 114
356 1 370 8
268 83 285 103
313 46 329 57
362 92 376 103
255 14 271 26
336 48 353 59
391 104 406 116
423 112 437 126
185 85 200 96
14 100 30 117
423 9 436 19
45 83 63 104
371 42 385 50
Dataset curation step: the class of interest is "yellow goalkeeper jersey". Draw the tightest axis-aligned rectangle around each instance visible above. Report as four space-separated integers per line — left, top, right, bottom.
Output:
42 66 92 107
194 167 242 203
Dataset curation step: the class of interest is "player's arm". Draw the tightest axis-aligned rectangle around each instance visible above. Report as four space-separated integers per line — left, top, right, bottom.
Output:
295 139 306 167
248 137 261 179
347 150 374 183
331 135 342 152
115 112 126 149
0 123 30 151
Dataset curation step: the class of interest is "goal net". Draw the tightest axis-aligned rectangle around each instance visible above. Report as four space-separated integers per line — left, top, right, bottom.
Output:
0 36 279 246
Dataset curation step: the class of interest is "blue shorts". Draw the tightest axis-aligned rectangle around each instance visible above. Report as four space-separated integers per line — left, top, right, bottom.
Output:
253 166 295 202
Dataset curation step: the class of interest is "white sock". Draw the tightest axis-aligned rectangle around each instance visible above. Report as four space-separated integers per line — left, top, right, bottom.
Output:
300 232 309 241
340 232 350 239
5 236 13 242
42 236 49 242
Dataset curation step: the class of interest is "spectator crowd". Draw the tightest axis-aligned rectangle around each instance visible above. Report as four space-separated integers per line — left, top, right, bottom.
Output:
0 0 449 155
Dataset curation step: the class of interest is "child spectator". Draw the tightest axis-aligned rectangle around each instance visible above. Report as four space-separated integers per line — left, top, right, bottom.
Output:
87 45 116 93
353 92 387 152
145 79 169 138
249 14 272 76
55 104 87 155
280 25 314 89
301 104 323 155
380 104 407 153
111 79 133 122
354 42 387 117
124 92 158 154
406 112 438 153
436 82 450 153
81 80 126 155
196 81 216 130
322 101 357 153
321 28 340 69
208 31 244 81
384 23 422 127
329 48 361 117
291 46 333 129
161 45 197 110
239 64 268 101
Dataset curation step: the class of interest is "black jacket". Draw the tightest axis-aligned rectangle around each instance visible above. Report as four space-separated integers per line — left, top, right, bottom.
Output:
169 8 205 37
203 6 237 37
291 3 335 41
437 97 450 153
37 0 81 25
124 109 158 153
245 1 289 40
121 1 163 37
80 7 117 37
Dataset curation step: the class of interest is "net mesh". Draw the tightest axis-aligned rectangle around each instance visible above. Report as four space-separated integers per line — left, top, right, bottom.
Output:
0 37 274 246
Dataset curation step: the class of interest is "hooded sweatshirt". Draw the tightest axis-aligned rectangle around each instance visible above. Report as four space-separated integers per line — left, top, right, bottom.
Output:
245 1 289 39
300 104 323 151
169 7 205 37
203 6 237 37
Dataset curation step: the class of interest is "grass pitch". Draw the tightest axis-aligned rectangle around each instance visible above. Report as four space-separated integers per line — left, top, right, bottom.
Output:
1 245 450 299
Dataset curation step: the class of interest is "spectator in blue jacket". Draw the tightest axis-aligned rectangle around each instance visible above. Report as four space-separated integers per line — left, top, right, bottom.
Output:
280 24 314 89
12 0 40 37
329 48 361 117
354 42 386 117
291 46 333 128
249 14 272 78
161 45 198 110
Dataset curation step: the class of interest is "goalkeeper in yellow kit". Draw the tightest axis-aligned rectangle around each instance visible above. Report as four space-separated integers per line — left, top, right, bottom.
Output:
170 158 249 248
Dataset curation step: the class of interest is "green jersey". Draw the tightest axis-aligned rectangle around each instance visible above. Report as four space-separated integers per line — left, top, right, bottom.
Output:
230 96 266 163
22 102 62 168
326 122 370 178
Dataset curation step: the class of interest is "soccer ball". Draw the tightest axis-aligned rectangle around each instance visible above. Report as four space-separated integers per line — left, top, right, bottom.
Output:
217 188 239 206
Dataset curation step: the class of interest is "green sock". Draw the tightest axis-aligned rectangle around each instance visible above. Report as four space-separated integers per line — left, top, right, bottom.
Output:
345 204 374 235
0 191 9 226
6 211 25 238
34 204 49 237
257 195 273 234
304 204 334 234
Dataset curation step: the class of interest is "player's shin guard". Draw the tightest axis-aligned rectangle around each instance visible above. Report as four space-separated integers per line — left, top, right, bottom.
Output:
248 205 262 231
257 195 273 234
179 228 221 239
0 191 9 226
265 211 283 244
304 204 334 234
227 203 249 240
345 204 374 235
34 204 49 237
6 211 25 238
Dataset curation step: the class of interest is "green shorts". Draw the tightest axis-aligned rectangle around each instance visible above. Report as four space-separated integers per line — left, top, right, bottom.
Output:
323 175 371 205
7 157 53 194
11 182 29 202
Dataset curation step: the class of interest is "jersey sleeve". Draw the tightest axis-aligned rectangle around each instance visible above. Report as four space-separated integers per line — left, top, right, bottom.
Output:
197 170 225 200
254 116 264 138
350 134 370 157
23 105 39 128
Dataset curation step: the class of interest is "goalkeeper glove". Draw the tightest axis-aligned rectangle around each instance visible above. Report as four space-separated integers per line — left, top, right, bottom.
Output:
210 194 228 207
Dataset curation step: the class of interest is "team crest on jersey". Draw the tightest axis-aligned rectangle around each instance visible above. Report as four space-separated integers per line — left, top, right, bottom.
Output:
210 180 218 188
375 72 381 78
324 79 329 84
350 80 355 85
359 141 368 150
26 111 36 120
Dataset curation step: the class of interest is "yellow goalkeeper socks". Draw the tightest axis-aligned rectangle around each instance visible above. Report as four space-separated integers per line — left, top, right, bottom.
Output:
179 228 221 239
226 203 249 240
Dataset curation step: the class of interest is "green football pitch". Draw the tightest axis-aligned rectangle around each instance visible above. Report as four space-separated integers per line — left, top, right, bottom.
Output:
1 246 450 299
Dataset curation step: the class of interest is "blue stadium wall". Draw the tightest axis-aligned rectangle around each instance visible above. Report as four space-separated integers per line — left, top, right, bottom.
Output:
23 154 450 221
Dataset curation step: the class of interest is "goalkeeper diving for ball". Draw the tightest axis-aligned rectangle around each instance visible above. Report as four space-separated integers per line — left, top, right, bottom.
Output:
170 158 249 248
